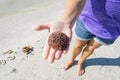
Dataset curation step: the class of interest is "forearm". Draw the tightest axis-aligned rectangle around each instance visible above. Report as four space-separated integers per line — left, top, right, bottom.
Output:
62 0 86 29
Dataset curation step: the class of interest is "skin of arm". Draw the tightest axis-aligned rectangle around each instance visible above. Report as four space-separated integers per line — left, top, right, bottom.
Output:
62 0 86 29
33 0 86 63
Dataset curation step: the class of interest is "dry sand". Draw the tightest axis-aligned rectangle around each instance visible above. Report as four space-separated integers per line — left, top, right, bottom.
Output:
0 1 120 80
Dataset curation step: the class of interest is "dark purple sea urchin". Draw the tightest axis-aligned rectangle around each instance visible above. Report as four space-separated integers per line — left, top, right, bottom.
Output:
48 32 69 50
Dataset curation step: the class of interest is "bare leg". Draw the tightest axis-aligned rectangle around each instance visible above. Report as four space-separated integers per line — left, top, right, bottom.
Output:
77 39 101 75
64 38 87 70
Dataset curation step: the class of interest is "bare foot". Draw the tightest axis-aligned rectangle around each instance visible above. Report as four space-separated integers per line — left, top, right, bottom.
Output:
77 64 85 76
63 60 74 70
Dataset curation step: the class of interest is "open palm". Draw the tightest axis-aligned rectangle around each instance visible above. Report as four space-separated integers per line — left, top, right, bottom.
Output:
33 21 72 63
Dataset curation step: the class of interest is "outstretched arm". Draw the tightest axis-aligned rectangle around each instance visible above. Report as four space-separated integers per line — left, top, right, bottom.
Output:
62 0 86 29
33 0 86 63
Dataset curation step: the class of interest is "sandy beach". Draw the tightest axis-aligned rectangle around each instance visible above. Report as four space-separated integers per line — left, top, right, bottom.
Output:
0 1 120 80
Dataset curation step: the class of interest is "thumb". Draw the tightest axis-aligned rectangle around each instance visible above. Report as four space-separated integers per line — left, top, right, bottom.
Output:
32 24 50 31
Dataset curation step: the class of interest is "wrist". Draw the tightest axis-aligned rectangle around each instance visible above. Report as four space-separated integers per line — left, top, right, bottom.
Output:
60 18 73 29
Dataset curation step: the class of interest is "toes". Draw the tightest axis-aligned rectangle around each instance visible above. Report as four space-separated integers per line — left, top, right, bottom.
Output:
77 65 85 76
63 63 69 70
77 69 85 76
63 61 74 70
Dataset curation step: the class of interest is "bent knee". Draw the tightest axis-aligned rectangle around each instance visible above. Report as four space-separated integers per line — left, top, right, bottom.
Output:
74 43 86 50
86 40 101 51
74 39 87 49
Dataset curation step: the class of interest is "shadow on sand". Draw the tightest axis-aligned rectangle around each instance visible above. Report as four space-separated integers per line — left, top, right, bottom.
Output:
73 57 120 68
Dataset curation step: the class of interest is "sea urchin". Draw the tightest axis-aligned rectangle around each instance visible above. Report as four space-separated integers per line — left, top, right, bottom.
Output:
48 32 69 50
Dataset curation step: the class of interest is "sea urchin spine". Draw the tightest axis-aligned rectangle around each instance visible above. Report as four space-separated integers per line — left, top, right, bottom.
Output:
48 32 69 50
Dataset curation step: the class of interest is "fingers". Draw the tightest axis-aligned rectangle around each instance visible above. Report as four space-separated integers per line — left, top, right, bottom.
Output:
33 24 49 31
47 48 57 63
42 43 63 63
55 50 62 60
63 47 69 54
42 41 50 59
42 41 68 63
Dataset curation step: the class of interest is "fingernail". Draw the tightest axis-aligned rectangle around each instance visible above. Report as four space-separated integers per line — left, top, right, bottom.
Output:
63 51 67 54
32 25 36 29
42 54 47 60
48 58 53 63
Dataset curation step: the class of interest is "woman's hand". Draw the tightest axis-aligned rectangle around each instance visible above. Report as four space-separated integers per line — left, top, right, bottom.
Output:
33 21 72 63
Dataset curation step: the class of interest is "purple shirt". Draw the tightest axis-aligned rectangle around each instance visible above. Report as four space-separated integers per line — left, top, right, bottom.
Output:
79 0 120 39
